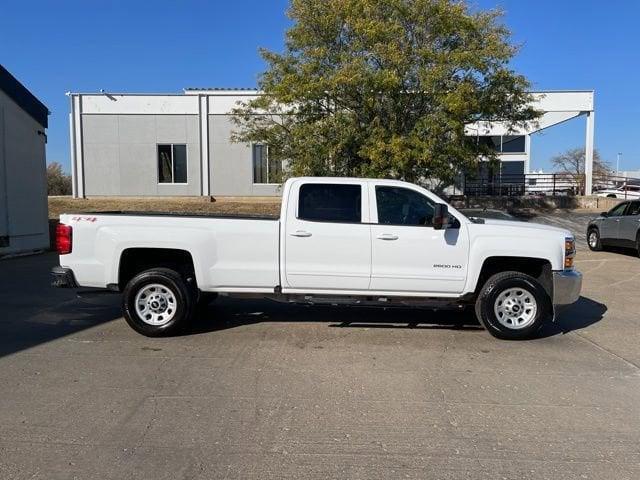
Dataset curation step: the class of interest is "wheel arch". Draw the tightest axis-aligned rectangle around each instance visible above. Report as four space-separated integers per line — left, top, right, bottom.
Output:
474 256 553 300
117 247 196 291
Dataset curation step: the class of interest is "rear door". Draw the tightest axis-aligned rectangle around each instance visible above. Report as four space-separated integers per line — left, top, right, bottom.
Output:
618 201 640 244
283 181 371 290
369 184 469 294
600 202 628 240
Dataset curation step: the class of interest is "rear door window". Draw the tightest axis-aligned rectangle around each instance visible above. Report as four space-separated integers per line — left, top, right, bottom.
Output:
625 201 640 216
298 184 362 223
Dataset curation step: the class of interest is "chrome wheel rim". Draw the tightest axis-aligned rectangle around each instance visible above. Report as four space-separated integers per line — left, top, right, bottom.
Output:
134 283 177 326
588 231 598 248
494 287 537 329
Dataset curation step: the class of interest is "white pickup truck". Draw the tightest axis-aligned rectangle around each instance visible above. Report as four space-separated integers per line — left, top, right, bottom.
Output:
52 177 582 340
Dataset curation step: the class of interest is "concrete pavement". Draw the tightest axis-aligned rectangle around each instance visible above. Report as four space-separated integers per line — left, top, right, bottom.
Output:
0 227 639 479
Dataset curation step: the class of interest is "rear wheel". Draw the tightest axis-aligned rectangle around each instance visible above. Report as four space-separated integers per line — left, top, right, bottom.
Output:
587 228 602 251
122 268 196 336
475 271 551 340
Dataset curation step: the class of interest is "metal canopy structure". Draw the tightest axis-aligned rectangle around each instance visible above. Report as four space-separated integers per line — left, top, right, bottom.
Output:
467 91 595 194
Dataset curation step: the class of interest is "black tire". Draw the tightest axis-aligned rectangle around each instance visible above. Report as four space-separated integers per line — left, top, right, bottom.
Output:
636 232 640 258
587 227 602 251
122 268 196 336
607 194 617 198
475 271 551 340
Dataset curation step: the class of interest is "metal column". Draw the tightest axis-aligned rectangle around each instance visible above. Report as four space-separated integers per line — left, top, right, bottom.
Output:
584 111 595 196
199 95 210 196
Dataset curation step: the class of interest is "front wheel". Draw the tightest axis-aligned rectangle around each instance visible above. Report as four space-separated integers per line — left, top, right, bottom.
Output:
122 268 196 336
475 271 551 340
587 228 602 251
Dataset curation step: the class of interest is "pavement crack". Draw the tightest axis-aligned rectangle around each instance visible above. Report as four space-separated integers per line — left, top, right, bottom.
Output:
121 357 168 461
575 331 640 373
606 272 640 288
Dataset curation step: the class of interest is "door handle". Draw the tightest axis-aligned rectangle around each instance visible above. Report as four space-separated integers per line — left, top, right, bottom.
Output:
377 233 399 241
290 230 312 237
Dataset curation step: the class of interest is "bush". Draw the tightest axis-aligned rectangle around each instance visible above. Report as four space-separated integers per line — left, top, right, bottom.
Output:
47 162 72 195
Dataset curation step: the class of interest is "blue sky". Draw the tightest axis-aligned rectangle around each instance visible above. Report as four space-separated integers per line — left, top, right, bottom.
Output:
1 0 638 173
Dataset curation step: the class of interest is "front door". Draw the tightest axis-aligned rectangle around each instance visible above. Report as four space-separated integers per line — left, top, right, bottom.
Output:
284 182 371 290
369 185 469 294
600 202 628 240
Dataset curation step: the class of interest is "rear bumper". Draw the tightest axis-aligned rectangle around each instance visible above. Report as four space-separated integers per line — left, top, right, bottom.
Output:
552 269 582 306
51 266 78 288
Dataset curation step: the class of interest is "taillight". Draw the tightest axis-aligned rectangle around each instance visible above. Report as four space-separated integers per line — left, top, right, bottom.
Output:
56 224 72 255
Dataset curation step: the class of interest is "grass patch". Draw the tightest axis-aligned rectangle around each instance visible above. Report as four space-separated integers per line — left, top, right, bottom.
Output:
49 196 281 220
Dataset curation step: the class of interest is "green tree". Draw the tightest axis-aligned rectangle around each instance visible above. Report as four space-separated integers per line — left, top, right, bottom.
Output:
47 162 72 195
232 0 540 188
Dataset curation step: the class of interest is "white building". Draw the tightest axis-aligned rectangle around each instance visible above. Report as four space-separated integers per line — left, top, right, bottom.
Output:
68 89 595 198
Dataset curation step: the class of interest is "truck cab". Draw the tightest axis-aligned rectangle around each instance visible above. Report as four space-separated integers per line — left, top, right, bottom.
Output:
281 178 468 294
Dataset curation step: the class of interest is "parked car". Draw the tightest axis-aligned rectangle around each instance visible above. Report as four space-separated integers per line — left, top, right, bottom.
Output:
587 200 640 254
52 177 581 340
595 184 640 199
459 209 517 221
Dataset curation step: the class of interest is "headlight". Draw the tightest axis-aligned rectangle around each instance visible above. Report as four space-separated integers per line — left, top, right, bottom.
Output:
564 237 576 269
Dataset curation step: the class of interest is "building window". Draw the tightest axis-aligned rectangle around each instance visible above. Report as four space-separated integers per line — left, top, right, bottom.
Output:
252 144 282 184
477 135 526 154
158 144 187 184
478 136 502 152
298 184 361 223
501 135 526 153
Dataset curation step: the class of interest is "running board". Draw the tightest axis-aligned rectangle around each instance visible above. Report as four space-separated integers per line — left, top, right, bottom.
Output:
223 292 473 309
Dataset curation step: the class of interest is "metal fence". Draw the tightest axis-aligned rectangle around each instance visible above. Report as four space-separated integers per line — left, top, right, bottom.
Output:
461 173 640 197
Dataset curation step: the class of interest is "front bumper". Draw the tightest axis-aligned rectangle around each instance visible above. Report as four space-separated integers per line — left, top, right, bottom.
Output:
51 266 78 288
552 269 582 305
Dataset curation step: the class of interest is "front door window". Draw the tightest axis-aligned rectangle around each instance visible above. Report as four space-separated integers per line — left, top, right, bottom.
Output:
375 186 435 226
608 202 628 217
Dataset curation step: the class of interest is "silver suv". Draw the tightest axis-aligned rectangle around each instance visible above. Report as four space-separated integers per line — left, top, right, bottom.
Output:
587 201 640 255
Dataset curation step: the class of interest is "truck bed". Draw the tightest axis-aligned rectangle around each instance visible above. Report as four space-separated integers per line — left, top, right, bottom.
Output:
59 212 281 291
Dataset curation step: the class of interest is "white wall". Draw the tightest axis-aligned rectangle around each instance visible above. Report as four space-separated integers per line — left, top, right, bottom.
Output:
0 90 49 254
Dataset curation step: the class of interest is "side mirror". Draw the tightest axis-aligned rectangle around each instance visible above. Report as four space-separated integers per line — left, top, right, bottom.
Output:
433 203 449 230
600 212 608 218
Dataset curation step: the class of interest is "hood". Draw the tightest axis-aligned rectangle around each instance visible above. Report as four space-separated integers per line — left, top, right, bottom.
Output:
477 218 573 237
